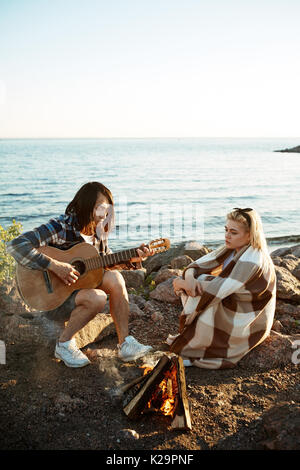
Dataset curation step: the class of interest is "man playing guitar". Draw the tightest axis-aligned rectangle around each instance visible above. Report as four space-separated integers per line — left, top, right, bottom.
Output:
7 181 154 368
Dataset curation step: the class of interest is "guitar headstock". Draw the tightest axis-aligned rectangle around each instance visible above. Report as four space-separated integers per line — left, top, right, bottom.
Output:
148 238 171 254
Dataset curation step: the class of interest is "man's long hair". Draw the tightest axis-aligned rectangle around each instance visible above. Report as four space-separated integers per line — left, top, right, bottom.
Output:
65 181 115 236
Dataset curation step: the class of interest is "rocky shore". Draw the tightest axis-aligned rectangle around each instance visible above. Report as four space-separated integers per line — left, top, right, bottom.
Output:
0 241 300 451
274 145 300 153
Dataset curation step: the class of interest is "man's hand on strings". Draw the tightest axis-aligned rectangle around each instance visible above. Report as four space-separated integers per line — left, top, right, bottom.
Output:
130 243 155 264
49 259 80 286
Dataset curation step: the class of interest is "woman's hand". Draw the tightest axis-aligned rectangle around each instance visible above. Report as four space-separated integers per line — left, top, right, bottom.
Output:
173 277 186 295
173 276 203 297
49 259 80 286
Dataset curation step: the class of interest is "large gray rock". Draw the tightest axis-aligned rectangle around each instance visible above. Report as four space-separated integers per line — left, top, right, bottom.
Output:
143 250 180 276
170 255 193 270
291 245 300 258
154 267 182 285
120 268 146 289
278 254 300 272
149 277 181 304
272 253 300 280
0 311 116 349
274 265 300 303
271 244 300 259
184 241 210 261
0 279 31 315
1 314 46 345
143 241 210 275
271 247 292 258
73 313 116 348
275 299 300 320
239 330 300 370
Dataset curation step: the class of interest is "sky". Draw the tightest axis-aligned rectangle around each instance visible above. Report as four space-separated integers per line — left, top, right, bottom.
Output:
0 0 299 138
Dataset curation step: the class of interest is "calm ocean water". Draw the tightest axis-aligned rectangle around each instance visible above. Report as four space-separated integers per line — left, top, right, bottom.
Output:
1 138 300 252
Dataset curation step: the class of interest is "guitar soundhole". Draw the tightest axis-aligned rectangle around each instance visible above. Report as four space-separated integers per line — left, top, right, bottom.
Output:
72 260 86 276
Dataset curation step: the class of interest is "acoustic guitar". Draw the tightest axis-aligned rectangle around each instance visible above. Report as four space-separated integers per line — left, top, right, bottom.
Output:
16 238 170 311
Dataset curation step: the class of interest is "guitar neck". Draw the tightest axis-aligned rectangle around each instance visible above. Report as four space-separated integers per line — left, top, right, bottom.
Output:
94 247 139 269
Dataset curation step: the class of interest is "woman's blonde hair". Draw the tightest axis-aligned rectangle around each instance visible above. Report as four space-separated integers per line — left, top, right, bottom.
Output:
226 208 268 251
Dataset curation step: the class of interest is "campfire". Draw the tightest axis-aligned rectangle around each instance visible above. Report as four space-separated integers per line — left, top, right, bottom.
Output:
122 355 191 430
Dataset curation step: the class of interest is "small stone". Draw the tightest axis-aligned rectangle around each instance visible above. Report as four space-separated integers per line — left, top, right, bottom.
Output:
151 312 164 323
128 294 147 309
144 300 159 315
120 429 140 440
129 302 144 319
271 320 284 332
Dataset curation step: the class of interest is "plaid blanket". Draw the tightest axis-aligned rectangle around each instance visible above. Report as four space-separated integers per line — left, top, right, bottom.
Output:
167 244 276 369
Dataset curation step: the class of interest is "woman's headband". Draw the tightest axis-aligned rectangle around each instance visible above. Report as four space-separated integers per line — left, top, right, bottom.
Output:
233 207 253 228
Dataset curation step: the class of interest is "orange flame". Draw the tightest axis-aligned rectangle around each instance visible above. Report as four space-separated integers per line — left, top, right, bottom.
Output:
142 363 178 417
141 365 153 376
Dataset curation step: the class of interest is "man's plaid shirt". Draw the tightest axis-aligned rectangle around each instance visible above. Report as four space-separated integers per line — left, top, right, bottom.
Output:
6 213 110 271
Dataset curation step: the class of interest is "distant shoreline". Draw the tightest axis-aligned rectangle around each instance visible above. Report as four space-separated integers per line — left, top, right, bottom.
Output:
1 136 300 141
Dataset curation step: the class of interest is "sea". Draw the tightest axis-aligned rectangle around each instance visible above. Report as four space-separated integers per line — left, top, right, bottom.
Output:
1 138 300 253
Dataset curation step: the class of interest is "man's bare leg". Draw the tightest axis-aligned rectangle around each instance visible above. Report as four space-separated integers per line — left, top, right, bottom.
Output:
100 270 129 345
100 269 153 360
59 288 107 342
56 270 152 365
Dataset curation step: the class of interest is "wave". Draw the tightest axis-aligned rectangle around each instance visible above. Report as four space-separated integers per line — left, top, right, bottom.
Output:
0 213 56 222
123 201 147 206
1 192 32 197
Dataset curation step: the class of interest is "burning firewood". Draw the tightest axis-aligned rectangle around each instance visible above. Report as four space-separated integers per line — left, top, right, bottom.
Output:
170 356 191 430
122 354 192 430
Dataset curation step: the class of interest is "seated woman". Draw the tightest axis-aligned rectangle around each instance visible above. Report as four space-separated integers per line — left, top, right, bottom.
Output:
168 208 276 369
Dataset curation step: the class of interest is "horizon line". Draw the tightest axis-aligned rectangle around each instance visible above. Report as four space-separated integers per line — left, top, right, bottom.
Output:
0 136 299 140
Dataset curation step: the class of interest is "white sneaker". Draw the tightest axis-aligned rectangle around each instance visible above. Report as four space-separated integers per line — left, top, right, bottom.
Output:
55 338 91 368
118 336 153 362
